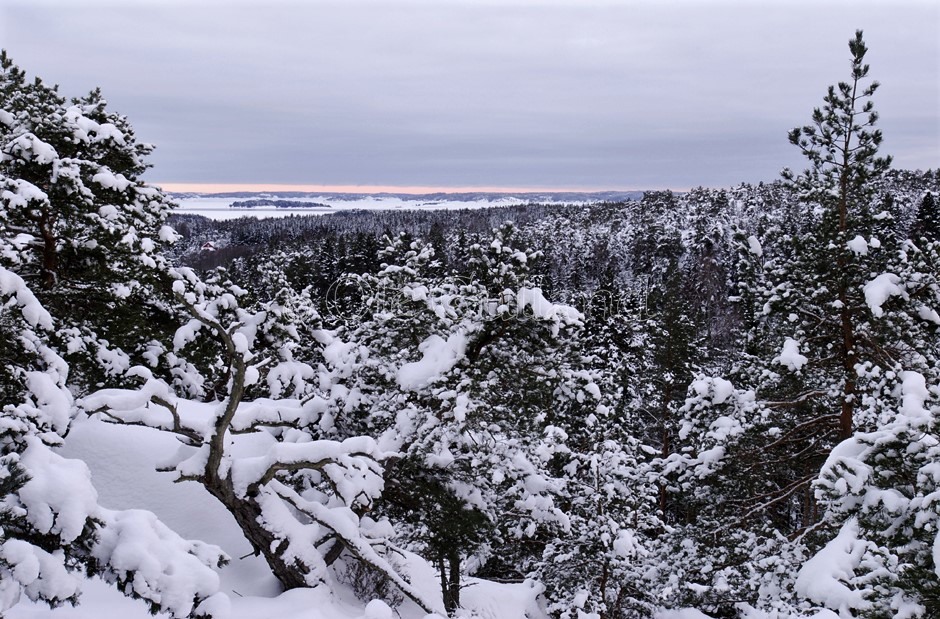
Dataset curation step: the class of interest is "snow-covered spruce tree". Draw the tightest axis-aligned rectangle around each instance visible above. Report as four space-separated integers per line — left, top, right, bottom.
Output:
1 184 226 617
0 51 178 392
80 262 441 614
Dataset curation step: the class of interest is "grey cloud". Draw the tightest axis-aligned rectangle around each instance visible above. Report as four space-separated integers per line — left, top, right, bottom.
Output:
1 1 936 189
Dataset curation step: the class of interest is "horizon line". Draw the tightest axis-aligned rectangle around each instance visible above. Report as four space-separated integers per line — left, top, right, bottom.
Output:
154 182 679 194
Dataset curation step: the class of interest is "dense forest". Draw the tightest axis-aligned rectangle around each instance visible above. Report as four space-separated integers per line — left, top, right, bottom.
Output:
1 33 939 619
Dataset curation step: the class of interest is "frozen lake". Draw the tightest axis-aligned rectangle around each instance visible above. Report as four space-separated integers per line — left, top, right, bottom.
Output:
173 195 544 220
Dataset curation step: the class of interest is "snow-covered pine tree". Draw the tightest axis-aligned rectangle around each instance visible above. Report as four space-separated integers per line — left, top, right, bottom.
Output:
0 51 178 392
655 31 940 615
777 29 892 442
330 227 571 612
1 179 226 618
796 221 940 616
320 225 657 616
81 260 443 614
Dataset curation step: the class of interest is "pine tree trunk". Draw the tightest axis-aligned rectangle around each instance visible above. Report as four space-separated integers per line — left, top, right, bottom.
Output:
447 549 461 612
437 550 460 616
39 210 57 290
437 549 462 614
439 554 456 615
203 479 312 590
836 68 861 442
839 298 856 441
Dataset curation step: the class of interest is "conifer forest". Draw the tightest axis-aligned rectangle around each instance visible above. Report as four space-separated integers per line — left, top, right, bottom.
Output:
1 30 939 619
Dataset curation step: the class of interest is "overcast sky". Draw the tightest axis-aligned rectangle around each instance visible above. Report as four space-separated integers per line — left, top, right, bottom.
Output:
1 0 937 192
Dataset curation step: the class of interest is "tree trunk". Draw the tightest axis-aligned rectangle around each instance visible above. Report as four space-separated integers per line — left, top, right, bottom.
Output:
203 479 312 590
447 550 460 613
438 549 461 615
598 560 610 619
39 211 57 290
836 69 860 442
838 293 856 441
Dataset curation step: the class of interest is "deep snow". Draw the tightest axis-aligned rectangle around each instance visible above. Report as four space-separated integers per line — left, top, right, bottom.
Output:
6 413 547 619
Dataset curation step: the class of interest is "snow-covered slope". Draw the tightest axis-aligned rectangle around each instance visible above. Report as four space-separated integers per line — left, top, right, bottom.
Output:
6 412 546 619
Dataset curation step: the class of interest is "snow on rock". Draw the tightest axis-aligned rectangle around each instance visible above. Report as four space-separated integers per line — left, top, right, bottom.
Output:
775 337 808 372
863 273 905 318
795 518 870 612
397 332 467 390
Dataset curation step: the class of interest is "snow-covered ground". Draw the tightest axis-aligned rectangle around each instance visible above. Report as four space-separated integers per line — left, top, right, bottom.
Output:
5 411 546 619
5 409 708 619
